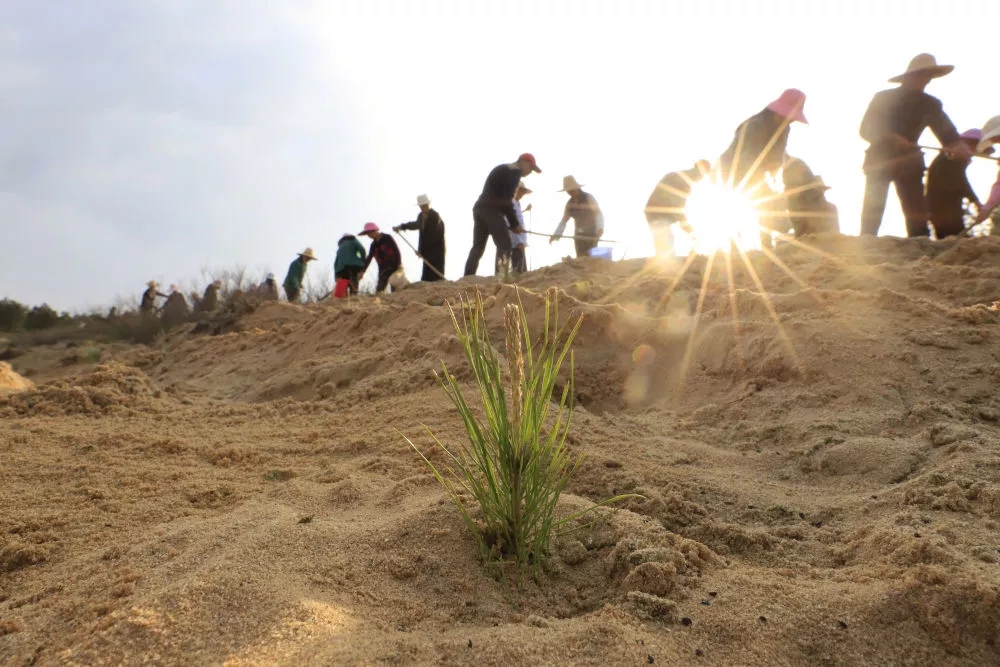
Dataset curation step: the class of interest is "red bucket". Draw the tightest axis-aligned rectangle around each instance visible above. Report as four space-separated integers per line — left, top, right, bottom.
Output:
333 278 351 299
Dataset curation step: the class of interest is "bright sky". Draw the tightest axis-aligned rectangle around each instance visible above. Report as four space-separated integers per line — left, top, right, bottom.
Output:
1 0 996 310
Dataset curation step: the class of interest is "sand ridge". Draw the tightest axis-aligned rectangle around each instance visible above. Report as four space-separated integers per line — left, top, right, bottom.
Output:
2 234 1000 665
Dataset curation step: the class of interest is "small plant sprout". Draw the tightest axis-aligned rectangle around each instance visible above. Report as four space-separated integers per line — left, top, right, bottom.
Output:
403 287 635 580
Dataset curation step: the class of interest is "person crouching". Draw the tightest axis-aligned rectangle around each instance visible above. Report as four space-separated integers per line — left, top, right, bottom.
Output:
359 223 402 293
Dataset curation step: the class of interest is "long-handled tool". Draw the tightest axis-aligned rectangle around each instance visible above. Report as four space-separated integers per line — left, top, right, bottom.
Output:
918 145 999 162
525 230 620 244
393 229 448 280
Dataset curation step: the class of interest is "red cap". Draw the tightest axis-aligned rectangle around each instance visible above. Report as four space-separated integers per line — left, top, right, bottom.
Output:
518 153 542 173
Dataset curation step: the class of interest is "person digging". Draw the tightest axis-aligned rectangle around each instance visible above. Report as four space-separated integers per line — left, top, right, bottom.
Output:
334 233 368 296
781 157 840 237
283 247 317 303
464 152 540 279
510 182 531 274
140 280 168 317
549 175 605 258
644 159 711 258
926 129 985 239
971 115 1000 231
858 53 972 237
259 273 280 301
359 222 403 293
393 194 446 282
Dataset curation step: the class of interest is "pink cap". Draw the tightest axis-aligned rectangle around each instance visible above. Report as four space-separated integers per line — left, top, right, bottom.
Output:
767 88 808 124
360 222 379 235
960 128 983 142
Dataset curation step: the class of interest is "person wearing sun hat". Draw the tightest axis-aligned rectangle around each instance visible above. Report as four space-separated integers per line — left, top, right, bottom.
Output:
716 88 808 248
464 153 541 278
358 222 402 293
781 157 839 237
393 194 446 282
258 272 280 301
549 175 606 258
926 128 985 238
858 53 972 238
140 280 168 316
283 247 317 303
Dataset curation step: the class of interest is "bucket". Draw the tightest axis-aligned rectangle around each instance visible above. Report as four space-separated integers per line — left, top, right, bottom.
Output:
333 278 351 299
589 246 613 261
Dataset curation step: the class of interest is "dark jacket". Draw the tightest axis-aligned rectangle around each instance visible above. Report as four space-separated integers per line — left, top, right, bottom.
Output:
475 164 522 228
926 153 979 219
335 235 367 273
363 234 402 272
717 109 789 193
283 256 307 293
859 87 960 175
398 209 446 260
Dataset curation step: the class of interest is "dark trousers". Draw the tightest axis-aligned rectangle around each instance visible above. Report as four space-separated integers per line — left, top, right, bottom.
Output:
375 266 398 293
421 254 445 282
335 267 361 295
511 247 527 273
861 169 929 237
464 206 512 276
574 236 598 258
284 286 300 303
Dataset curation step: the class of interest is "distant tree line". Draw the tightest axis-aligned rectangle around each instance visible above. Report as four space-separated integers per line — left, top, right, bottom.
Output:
0 299 70 333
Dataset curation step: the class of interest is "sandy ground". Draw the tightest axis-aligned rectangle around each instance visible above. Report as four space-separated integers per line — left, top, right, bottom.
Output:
2 234 1000 666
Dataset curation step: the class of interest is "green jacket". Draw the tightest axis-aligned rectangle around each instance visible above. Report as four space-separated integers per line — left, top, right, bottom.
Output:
283 256 307 292
334 235 367 273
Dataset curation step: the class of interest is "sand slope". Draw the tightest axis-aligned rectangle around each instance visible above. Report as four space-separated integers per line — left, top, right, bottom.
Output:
2 235 1000 666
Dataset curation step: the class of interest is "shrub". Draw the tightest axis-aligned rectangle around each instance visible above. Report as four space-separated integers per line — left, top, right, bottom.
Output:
0 299 27 332
23 304 61 331
405 288 631 580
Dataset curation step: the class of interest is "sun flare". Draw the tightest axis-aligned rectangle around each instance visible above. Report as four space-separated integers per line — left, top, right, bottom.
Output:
681 182 763 255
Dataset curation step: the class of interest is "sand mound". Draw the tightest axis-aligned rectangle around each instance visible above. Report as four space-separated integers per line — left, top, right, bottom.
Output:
4 235 1000 665
0 362 32 392
0 361 168 417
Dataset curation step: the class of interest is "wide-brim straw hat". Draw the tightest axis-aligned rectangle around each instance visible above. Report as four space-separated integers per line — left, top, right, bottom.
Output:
977 116 1000 153
147 280 159 288
517 181 532 195
888 53 954 84
811 176 832 192
560 175 583 192
299 247 317 260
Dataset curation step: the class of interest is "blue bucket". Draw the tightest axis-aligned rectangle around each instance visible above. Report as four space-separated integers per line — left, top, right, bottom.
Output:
589 246 613 261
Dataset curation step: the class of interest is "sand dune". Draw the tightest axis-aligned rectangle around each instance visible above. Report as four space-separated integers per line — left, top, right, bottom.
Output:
2 235 1000 666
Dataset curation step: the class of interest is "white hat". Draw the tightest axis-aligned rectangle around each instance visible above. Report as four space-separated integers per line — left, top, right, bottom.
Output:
266 272 275 281
416 194 431 206
977 116 1000 154
169 284 180 293
560 175 584 192
299 247 317 260
888 53 954 84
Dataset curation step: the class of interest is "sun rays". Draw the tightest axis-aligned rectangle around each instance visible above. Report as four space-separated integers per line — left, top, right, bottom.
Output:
599 150 889 404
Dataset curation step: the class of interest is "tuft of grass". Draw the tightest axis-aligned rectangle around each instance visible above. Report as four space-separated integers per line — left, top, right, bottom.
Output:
403 287 634 580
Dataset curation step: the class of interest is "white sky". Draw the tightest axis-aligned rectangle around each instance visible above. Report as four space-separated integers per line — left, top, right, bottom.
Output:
1 0 996 310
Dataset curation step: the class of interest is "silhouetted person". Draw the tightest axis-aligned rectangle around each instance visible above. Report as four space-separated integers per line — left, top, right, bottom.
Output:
550 175 605 258
782 157 840 237
717 89 808 247
645 160 711 257
198 280 222 312
926 129 983 238
140 281 167 317
510 182 531 273
161 285 190 329
259 273 280 301
464 153 541 278
859 53 971 237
